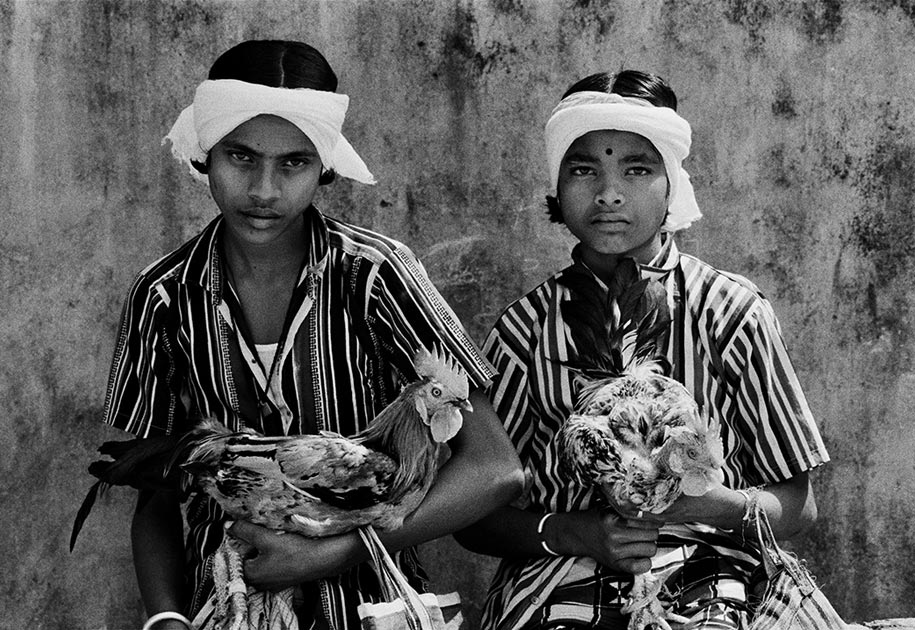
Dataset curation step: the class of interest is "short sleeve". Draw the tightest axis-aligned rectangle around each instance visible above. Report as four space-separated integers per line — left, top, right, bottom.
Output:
369 245 495 390
725 298 830 484
103 275 185 437
483 304 538 465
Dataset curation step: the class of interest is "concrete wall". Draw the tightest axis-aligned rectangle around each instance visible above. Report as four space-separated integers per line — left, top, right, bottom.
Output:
4 0 915 627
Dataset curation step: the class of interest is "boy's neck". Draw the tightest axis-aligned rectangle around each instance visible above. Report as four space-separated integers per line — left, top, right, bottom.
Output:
223 228 306 282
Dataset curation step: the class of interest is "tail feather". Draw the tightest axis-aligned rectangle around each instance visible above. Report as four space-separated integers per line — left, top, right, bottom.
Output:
71 420 228 554
89 435 181 489
69 479 105 552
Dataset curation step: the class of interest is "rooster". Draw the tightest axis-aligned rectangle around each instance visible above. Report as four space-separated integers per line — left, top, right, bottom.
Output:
71 347 471 630
554 259 724 630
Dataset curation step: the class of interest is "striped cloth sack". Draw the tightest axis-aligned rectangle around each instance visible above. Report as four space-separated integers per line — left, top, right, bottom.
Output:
749 505 847 629
357 526 463 630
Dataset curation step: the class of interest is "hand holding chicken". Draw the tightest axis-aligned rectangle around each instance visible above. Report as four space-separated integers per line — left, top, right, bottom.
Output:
72 347 471 630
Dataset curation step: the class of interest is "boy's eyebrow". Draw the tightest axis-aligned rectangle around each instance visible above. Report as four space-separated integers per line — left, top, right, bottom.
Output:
562 151 599 163
619 151 663 163
220 139 320 159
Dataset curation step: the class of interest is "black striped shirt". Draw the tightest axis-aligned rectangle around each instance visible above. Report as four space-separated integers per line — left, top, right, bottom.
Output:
103 206 495 628
480 236 829 630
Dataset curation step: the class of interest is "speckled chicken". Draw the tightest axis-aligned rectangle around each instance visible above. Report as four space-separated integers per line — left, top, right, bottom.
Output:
192 346 472 630
555 259 724 630
182 347 471 538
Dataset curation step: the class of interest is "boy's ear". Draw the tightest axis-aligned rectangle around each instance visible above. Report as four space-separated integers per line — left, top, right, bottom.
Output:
318 168 336 186
545 195 564 224
191 156 209 175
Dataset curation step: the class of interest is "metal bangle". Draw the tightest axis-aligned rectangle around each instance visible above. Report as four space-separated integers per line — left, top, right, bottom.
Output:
538 512 561 556
141 611 193 630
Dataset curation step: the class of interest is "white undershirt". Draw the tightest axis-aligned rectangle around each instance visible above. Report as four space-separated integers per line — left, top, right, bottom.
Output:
255 343 278 373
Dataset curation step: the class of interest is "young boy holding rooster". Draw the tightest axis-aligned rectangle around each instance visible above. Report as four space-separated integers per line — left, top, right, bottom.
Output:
456 70 830 629
100 40 522 630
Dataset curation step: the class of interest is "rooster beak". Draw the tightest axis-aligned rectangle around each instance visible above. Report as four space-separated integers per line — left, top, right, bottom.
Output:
457 399 473 412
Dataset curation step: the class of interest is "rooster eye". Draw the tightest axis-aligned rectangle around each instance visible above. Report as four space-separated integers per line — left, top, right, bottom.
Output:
431 387 442 397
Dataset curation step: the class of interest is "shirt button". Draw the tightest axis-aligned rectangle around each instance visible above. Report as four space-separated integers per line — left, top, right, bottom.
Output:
530 596 539 604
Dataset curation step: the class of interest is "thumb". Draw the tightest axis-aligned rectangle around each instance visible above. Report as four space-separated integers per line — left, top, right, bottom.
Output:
225 519 264 544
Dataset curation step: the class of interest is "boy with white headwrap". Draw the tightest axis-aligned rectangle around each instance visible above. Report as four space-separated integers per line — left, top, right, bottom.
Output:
457 70 829 629
101 40 523 630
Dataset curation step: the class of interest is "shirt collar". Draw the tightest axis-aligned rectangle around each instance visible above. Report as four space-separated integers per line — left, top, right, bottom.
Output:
569 234 679 287
178 206 330 301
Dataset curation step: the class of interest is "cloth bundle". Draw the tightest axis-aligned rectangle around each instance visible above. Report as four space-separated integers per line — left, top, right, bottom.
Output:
357 527 463 630
748 501 848 629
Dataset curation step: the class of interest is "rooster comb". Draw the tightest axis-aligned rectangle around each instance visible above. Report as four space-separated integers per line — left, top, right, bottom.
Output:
413 347 469 396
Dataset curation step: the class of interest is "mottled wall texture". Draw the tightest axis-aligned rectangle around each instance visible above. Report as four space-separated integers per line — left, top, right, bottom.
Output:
4 0 915 627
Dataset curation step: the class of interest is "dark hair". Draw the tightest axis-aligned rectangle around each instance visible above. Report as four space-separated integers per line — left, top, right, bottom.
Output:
546 70 677 223
193 40 338 184
207 40 338 91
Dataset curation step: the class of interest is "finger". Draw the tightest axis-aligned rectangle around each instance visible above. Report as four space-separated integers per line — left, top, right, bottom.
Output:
615 541 658 559
226 519 264 544
623 557 653 575
243 554 265 585
623 516 664 529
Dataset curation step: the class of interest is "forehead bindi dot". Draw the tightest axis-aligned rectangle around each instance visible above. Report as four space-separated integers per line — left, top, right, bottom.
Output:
605 148 613 155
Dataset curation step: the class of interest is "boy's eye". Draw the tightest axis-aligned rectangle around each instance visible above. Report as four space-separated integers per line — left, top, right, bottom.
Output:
228 151 252 162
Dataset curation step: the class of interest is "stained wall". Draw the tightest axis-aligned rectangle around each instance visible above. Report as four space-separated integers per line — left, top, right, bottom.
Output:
3 1 915 627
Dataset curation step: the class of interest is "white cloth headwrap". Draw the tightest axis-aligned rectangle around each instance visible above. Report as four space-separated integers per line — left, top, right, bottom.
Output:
544 91 701 232
163 79 376 185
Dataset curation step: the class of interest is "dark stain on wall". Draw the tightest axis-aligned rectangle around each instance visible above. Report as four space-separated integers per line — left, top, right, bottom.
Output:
800 0 844 43
0 2 12 52
849 129 915 287
764 144 797 188
870 0 915 23
436 5 518 79
567 0 616 37
158 1 217 42
724 0 771 51
489 0 529 17
771 79 798 119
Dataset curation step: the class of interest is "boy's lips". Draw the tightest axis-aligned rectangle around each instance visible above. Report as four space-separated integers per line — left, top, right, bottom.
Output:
591 215 629 229
242 209 280 219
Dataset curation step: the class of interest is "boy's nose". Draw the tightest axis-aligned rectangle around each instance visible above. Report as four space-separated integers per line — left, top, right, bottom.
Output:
248 165 281 204
595 178 624 206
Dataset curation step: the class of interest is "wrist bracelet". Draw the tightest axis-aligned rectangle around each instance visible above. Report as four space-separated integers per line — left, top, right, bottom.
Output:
537 512 561 557
141 611 193 630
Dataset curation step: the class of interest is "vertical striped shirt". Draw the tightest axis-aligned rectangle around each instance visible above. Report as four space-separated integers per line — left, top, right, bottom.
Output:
103 206 495 629
479 236 829 630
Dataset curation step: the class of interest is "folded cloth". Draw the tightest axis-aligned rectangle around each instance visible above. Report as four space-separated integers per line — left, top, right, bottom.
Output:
164 79 375 185
544 91 701 232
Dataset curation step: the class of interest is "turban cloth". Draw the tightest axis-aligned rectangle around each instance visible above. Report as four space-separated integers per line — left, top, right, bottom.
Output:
164 79 375 185
544 91 701 232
